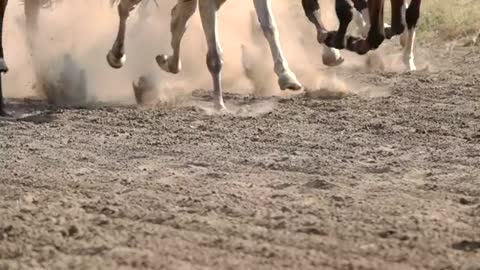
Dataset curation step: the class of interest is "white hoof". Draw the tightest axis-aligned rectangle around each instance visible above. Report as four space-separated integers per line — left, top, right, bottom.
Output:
214 98 226 111
322 47 344 67
106 50 126 69
156 54 181 74
0 58 8 73
278 71 302 91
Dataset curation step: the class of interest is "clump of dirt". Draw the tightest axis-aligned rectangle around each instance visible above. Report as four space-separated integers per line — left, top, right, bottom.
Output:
132 75 159 107
36 53 89 106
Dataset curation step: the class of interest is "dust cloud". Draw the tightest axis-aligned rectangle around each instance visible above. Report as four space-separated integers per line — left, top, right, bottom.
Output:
1 0 401 107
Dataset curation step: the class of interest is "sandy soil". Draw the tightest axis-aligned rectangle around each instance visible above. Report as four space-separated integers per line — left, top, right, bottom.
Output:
1 45 479 270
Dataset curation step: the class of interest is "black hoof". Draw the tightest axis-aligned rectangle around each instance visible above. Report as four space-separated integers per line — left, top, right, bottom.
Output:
346 37 369 55
324 31 346 50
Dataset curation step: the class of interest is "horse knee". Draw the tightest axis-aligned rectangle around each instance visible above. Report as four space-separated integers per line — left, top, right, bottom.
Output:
206 49 223 74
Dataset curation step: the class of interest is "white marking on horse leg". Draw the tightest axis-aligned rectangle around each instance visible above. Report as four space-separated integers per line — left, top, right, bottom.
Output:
199 0 226 110
107 0 141 69
359 8 370 37
157 0 197 74
353 8 367 36
252 0 301 91
402 28 416 71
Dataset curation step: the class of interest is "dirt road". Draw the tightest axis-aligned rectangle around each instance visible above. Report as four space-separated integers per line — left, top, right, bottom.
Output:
1 45 479 269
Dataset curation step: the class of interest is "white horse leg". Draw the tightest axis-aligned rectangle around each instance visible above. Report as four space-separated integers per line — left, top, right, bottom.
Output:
199 0 226 110
157 0 197 74
252 0 301 91
107 0 142 69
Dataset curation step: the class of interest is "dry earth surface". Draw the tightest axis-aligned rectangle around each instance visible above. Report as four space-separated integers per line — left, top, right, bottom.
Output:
1 44 480 270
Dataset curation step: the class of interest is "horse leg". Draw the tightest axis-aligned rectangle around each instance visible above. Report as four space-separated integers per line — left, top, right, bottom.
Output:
301 0 343 66
198 0 227 110
0 0 9 117
323 0 355 50
352 0 369 36
344 0 385 54
107 0 143 69
157 0 197 74
385 0 405 39
402 0 421 71
399 1 409 48
252 0 301 90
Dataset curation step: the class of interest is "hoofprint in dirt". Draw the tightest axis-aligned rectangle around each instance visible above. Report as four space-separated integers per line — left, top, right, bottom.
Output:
1 46 479 270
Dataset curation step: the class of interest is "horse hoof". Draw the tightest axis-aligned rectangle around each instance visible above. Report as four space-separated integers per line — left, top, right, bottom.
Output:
322 48 345 67
156 55 181 74
106 51 126 69
324 56 345 67
0 58 9 73
278 71 302 91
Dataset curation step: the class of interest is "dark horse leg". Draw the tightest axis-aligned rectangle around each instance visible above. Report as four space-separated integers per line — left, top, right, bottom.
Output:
343 0 386 54
107 0 143 69
324 0 355 49
301 0 344 66
302 0 386 55
319 0 373 51
0 0 9 117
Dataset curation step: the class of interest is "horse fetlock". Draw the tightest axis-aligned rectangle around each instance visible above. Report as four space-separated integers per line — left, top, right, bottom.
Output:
325 31 346 50
206 50 223 75
0 58 8 73
156 54 181 74
367 31 385 50
106 50 126 69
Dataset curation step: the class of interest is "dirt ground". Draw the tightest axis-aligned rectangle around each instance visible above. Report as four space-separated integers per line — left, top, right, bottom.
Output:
1 44 480 270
